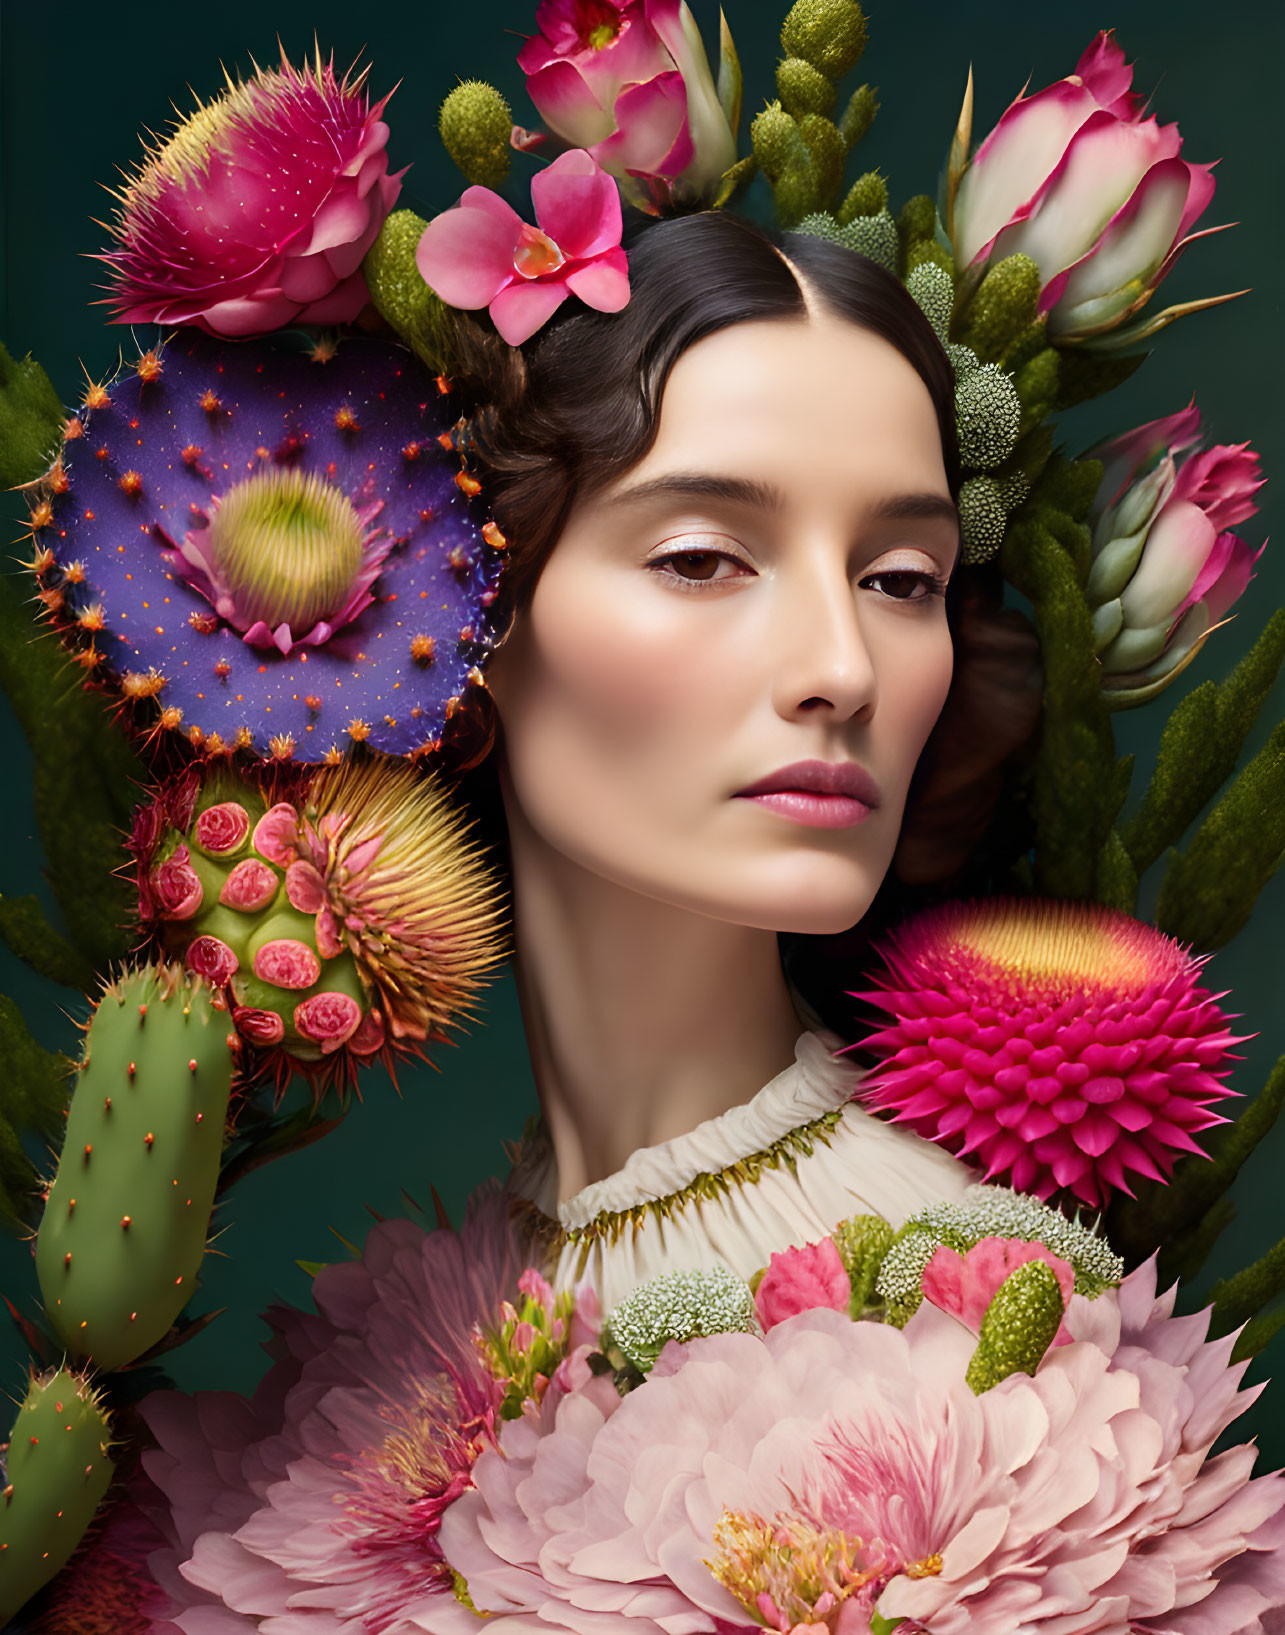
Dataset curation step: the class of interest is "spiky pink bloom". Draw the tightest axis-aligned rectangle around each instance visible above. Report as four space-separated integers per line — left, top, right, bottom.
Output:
100 53 402 337
851 898 1242 1205
426 1266 1285 1634
137 1191 531 1632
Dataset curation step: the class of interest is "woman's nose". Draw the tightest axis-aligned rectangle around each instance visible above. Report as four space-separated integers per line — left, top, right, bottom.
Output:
770 556 877 725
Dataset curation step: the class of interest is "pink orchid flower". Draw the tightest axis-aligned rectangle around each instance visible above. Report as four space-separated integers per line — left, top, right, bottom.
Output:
416 149 629 345
921 1236 1077 1346
953 31 1220 347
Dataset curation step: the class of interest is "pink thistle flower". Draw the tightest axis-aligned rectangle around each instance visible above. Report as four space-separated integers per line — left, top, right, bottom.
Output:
100 51 402 338
416 149 630 345
851 898 1244 1205
754 1238 852 1332
921 1236 1076 1346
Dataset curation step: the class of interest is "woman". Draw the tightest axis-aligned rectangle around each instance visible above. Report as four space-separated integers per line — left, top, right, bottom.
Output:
454 213 987 1306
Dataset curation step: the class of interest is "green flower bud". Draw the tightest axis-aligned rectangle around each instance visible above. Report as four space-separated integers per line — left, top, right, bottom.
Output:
838 82 878 149
946 341 980 376
776 56 835 118
965 1260 1066 1393
363 210 460 376
837 169 886 223
781 0 867 81
904 262 954 345
798 210 898 272
439 80 513 189
1014 346 1061 431
998 470 1032 511
959 253 1041 364
608 1266 754 1375
904 238 955 280
956 362 1022 472
751 101 807 183
798 113 845 206
832 1213 895 1315
773 161 821 229
897 193 938 247
958 475 1009 564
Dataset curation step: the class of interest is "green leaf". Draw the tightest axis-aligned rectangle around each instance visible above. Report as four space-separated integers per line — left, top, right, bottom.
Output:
0 572 143 975
1208 1231 1285 1337
1052 348 1146 411
1094 829 1138 911
0 994 73 1234
1155 718 1285 950
0 339 64 488
1231 1306 1285 1363
0 894 96 989
716 10 743 137
1122 611 1285 876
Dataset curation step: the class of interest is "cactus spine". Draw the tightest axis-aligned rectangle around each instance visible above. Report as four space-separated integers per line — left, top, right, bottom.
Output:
0 1367 113 1622
35 965 235 1370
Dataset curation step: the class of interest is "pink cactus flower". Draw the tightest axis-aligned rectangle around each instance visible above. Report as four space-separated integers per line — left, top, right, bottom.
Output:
150 847 202 920
518 0 736 209
952 32 1221 347
416 149 630 345
100 52 402 338
1087 403 1265 703
754 1237 852 1332
922 1236 1076 1345
852 898 1243 1206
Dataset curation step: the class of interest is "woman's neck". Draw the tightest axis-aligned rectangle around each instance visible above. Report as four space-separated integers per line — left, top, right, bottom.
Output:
504 805 805 1203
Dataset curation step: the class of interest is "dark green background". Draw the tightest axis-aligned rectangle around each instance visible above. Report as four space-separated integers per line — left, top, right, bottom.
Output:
2 0 1283 1467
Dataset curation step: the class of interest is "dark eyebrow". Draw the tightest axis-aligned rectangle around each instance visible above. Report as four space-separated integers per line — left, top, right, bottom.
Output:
609 472 958 528
867 492 960 526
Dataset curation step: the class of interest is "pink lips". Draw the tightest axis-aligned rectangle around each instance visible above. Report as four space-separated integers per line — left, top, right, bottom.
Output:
735 759 881 830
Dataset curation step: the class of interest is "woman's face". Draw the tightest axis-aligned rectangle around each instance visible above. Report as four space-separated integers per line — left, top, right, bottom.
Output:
486 311 959 935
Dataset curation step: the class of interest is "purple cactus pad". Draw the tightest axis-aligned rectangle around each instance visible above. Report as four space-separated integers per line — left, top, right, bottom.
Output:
43 334 503 760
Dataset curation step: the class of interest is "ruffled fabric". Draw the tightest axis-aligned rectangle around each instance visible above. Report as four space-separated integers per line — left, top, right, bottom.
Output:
509 1030 976 1310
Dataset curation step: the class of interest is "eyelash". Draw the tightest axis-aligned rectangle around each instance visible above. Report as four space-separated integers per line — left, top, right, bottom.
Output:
647 546 949 601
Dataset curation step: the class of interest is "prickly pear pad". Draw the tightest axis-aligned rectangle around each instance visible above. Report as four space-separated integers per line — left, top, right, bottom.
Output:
35 966 234 1371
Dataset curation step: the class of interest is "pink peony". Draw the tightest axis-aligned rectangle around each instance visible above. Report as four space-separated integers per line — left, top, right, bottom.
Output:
921 1235 1076 1345
416 149 629 344
755 1238 851 1332
1088 403 1265 703
100 52 402 338
853 897 1242 1205
138 1191 533 1631
518 0 736 209
426 1265 1285 1634
952 32 1220 347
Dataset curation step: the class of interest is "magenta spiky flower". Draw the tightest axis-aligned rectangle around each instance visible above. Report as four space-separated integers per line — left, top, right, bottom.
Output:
851 899 1243 1205
99 51 402 337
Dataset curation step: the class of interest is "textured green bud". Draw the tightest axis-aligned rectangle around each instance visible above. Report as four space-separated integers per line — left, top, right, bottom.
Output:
608 1267 754 1374
959 254 1042 364
797 210 897 272
904 262 954 345
838 83 877 149
776 56 835 117
832 1213 895 1315
958 475 1009 564
1014 346 1061 414
956 363 1022 471
965 1261 1066 1393
0 1368 113 1623
904 238 955 280
439 81 513 189
837 169 886 223
35 966 234 1370
897 193 938 247
0 340 65 490
797 114 845 207
363 210 460 376
999 470 1032 511
773 161 821 229
946 341 980 376
781 0 867 80
751 101 807 183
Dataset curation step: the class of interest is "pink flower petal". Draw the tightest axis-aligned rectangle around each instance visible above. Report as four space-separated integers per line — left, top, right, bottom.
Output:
524 59 617 149
415 203 521 309
531 150 624 259
563 247 631 313
1172 443 1265 532
252 804 300 867
1120 498 1218 626
590 72 692 182
488 279 571 345
1073 30 1141 117
1097 403 1203 505
1195 534 1262 624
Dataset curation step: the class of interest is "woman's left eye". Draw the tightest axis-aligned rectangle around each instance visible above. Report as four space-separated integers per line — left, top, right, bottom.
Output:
648 547 752 586
860 568 945 602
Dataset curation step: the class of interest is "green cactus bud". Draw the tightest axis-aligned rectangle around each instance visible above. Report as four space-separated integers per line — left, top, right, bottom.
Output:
751 101 807 184
35 966 234 1371
998 470 1032 511
837 83 877 150
836 169 886 223
956 363 1022 472
796 210 898 272
946 341 980 376
439 80 513 189
965 1260 1066 1393
832 1213 894 1315
958 253 1041 364
775 56 835 118
1013 346 1061 416
773 160 821 229
797 114 845 207
781 0 867 81
0 1368 113 1623
904 262 954 345
904 238 955 281
897 193 938 248
958 475 1009 565
363 210 460 376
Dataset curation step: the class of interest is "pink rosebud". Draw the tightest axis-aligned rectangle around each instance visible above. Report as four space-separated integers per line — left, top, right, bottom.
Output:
293 992 363 1052
194 802 251 857
518 0 736 210
347 1009 386 1057
922 1237 1076 1345
416 150 629 345
219 858 280 913
100 54 402 338
953 32 1219 346
753 1238 851 1333
151 848 203 920
253 939 322 990
252 804 301 866
518 1267 556 1310
185 935 240 986
232 1005 286 1047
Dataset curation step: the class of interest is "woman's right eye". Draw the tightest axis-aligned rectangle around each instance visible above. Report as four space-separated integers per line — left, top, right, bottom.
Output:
647 543 753 587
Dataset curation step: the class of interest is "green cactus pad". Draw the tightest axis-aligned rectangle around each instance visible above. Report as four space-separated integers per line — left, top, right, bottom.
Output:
965 1260 1066 1393
0 1367 113 1623
35 966 235 1370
